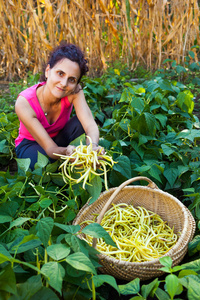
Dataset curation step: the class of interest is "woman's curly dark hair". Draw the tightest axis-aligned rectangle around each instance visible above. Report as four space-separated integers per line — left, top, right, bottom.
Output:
40 41 89 83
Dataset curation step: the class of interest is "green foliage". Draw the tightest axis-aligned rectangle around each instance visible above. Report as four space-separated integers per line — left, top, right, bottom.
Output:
0 156 121 299
0 72 41 167
1 52 200 298
0 113 19 165
118 257 200 300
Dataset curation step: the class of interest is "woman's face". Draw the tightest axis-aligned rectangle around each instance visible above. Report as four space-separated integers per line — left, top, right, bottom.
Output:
45 58 81 99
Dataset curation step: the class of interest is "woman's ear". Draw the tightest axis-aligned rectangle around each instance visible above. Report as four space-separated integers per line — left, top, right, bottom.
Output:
45 64 50 79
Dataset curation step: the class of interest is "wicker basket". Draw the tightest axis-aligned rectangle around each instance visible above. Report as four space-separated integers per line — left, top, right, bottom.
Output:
73 176 196 281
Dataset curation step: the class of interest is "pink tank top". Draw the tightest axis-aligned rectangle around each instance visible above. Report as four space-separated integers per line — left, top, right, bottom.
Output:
15 82 73 147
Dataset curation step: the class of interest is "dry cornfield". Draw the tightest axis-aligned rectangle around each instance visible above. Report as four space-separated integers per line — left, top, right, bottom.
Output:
0 0 200 80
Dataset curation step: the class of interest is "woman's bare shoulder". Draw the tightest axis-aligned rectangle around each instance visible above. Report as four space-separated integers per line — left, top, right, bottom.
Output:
15 95 36 117
15 95 29 105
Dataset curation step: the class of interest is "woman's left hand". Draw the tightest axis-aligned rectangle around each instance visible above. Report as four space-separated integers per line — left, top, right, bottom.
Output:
65 145 76 156
92 144 105 155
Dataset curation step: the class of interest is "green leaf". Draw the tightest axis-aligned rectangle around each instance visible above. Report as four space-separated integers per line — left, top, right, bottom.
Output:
47 244 70 260
70 133 86 146
87 176 102 205
15 158 31 172
0 201 19 225
134 165 151 172
102 118 115 128
0 213 12 224
118 278 140 295
113 155 131 178
54 223 80 234
179 275 200 300
9 235 41 254
192 77 200 86
33 185 45 195
119 90 128 103
143 112 156 134
0 139 9 154
82 223 117 248
155 287 170 300
36 217 54 248
41 262 65 295
178 270 197 278
27 202 40 211
10 217 30 229
119 118 130 133
35 152 49 168
159 256 173 268
165 274 179 299
176 90 194 113
14 275 42 299
65 210 76 223
146 80 159 92
155 114 167 127
188 235 200 256
136 87 145 94
163 168 178 187
46 161 60 173
163 58 174 64
141 278 158 298
138 135 150 147
69 234 86 254
189 51 195 59
177 129 200 143
159 80 175 92
0 253 13 264
187 276 200 300
30 287 60 300
148 165 162 183
0 265 17 295
176 65 186 74
13 259 42 275
66 252 97 275
171 265 183 273
0 245 12 258
131 97 145 112
182 259 200 274
92 274 119 293
161 144 175 156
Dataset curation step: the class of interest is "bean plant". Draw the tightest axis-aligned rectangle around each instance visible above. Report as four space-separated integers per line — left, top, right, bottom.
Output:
0 52 200 299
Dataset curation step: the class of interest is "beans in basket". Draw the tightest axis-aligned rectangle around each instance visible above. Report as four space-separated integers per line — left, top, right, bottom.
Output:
82 203 179 263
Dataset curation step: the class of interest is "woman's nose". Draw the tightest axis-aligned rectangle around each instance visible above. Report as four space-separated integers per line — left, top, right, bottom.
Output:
61 77 68 87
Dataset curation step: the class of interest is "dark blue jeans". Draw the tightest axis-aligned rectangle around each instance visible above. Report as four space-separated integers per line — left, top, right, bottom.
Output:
15 116 85 169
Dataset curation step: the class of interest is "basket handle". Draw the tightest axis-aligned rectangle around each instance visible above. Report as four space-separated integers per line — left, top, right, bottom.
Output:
92 176 158 248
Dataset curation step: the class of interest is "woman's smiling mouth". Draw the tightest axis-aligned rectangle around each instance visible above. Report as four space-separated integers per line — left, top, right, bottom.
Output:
56 86 66 91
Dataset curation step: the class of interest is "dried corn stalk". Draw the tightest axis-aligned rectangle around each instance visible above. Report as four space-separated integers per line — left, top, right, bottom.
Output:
0 0 199 80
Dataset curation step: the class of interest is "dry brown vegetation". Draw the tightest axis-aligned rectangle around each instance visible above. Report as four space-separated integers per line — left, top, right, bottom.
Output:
0 0 200 80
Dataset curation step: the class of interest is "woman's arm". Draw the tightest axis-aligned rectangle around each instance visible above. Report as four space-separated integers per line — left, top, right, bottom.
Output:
70 89 100 147
15 96 69 159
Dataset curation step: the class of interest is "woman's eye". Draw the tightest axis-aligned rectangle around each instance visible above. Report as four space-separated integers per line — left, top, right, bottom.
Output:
58 71 64 76
69 77 76 83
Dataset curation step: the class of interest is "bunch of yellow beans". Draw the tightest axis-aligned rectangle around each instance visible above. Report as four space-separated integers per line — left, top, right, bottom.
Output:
54 136 115 190
83 203 179 262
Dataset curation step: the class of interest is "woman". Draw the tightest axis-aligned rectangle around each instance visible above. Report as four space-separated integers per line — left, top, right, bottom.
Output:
15 41 102 169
